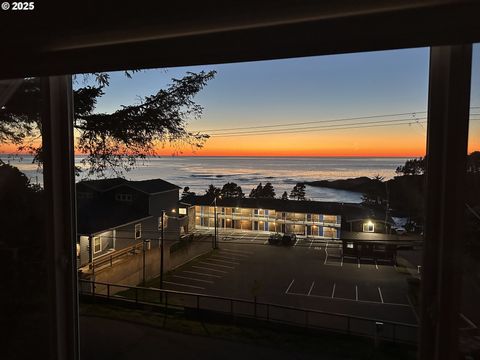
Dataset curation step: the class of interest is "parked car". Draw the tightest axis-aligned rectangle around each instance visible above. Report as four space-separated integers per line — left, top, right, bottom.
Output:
394 227 407 235
281 233 297 246
268 233 283 245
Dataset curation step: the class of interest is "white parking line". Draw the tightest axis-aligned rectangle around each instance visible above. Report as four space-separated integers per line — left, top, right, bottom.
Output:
192 265 228 274
210 255 240 261
331 283 336 298
163 281 205 290
324 242 329 264
308 281 315 296
207 258 240 265
199 261 234 269
309 239 314 248
357 258 361 269
285 279 295 294
218 252 248 259
375 260 379 270
378 287 384 303
263 240 269 244
341 256 344 267
355 285 358 301
293 239 299 247
172 275 214 284
182 270 221 278
221 248 252 255
286 291 412 308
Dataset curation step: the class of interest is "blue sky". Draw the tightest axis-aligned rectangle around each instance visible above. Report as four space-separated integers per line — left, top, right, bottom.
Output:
73 45 480 156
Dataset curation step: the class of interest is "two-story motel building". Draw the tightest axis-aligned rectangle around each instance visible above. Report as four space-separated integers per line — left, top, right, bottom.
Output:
187 196 343 239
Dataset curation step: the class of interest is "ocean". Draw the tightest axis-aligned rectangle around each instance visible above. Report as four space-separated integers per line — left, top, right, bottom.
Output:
1 155 408 203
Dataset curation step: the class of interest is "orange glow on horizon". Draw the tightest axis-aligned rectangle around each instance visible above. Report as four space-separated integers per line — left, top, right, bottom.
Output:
2 126 479 157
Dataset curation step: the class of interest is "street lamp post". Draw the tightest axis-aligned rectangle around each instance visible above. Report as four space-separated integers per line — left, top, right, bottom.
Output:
213 196 218 249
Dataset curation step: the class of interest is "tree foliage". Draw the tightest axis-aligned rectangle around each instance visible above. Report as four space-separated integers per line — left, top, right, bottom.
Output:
221 182 244 199
281 191 289 200
360 175 387 207
290 183 306 200
395 157 426 176
467 151 480 174
181 186 195 200
249 182 275 198
0 71 216 176
205 184 221 200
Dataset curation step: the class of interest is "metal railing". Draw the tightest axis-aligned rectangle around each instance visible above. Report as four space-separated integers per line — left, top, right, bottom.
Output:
86 242 145 275
79 279 418 344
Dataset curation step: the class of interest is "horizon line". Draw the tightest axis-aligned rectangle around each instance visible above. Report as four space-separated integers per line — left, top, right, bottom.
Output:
1 152 424 158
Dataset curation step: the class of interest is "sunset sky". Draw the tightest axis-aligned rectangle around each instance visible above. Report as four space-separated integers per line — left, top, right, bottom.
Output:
2 46 480 156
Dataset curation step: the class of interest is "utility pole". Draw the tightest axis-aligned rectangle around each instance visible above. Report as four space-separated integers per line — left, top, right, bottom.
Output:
160 210 165 290
385 181 390 234
214 197 218 249
142 240 146 285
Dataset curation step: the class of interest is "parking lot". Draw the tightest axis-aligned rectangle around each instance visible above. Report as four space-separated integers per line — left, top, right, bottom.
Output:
161 231 417 324
163 246 252 292
158 230 474 332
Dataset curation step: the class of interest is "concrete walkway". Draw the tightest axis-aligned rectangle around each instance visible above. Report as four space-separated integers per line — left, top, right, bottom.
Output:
80 316 320 360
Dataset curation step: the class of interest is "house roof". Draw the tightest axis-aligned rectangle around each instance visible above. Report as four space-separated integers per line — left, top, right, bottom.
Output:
78 177 180 194
76 198 151 235
128 179 181 194
80 178 128 192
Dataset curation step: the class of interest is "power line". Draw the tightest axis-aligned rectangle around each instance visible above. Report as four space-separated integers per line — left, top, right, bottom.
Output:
213 120 426 138
210 117 428 137
212 118 480 138
196 108 480 134
200 112 428 133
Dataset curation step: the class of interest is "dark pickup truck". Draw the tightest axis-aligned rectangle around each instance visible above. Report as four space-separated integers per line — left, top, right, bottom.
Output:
268 233 296 246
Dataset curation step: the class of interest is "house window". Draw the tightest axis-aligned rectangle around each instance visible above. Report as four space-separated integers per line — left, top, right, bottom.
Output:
77 192 93 199
363 222 375 232
347 242 354 249
93 237 101 253
135 223 142 239
179 207 187 215
115 193 133 202
307 213 312 221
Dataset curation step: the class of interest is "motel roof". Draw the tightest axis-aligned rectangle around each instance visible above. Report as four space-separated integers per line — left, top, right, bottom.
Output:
184 195 377 217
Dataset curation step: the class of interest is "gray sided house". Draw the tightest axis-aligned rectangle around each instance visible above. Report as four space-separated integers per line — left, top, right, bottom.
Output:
76 178 181 267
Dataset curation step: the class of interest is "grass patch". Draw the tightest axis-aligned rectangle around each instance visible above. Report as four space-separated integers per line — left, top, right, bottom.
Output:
80 302 416 360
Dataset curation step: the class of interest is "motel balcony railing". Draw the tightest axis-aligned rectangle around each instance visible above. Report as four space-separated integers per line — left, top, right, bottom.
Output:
205 214 341 228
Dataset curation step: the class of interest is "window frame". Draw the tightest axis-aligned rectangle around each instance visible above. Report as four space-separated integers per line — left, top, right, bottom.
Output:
135 223 142 239
93 236 101 254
